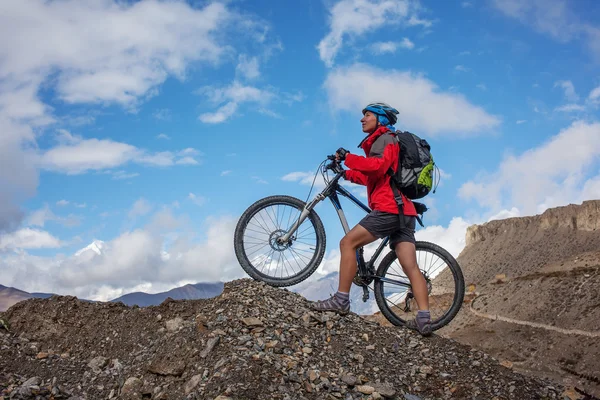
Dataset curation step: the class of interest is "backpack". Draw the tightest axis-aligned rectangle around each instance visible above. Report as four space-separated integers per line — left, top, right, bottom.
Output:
388 130 439 200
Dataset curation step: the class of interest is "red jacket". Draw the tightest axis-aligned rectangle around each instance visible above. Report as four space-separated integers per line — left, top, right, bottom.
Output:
343 126 417 216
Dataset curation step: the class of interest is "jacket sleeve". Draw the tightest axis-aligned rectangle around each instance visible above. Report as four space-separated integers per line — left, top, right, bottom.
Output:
344 170 368 186
344 134 397 177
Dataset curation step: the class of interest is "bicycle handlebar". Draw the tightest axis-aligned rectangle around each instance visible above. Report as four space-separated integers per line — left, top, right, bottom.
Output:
324 154 344 174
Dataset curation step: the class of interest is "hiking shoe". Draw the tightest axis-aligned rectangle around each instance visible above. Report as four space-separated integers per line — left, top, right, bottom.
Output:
309 294 350 316
406 311 432 337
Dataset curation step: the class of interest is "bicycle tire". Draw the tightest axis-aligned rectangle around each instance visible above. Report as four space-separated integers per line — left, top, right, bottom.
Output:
234 195 326 287
374 241 465 331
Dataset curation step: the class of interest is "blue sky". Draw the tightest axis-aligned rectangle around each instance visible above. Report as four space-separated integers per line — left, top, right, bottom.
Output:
1 0 599 300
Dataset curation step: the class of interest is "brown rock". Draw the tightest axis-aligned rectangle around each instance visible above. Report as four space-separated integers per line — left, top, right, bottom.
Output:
372 383 396 398
342 374 357 386
304 380 313 393
121 377 143 399
184 374 203 395
357 385 374 395
241 317 263 327
201 336 220 358
148 356 186 376
196 315 208 332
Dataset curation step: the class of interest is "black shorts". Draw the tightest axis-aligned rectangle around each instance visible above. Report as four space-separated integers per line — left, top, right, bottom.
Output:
358 210 416 249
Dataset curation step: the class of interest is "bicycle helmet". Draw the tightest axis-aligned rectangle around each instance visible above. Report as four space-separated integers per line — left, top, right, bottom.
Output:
362 102 399 126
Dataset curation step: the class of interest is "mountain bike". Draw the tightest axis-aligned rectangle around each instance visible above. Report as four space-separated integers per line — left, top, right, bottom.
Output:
233 154 465 331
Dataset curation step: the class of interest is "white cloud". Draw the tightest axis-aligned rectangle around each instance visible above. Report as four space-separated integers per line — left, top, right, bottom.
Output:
371 38 415 54
112 170 140 180
156 133 171 140
461 1 473 7
516 120 527 124
39 131 200 174
491 0 600 60
406 15 434 28
454 65 470 73
236 54 260 80
200 102 239 124
476 84 487 90
282 171 325 187
221 170 232 176
252 176 269 185
176 157 199 165
0 0 267 233
56 200 69 206
554 80 579 102
487 207 520 222
0 1 233 108
555 104 585 113
459 120 600 215
0 119 39 233
317 0 426 67
0 228 63 250
26 204 81 228
588 86 600 105
415 217 471 259
128 198 152 219
188 193 206 207
198 81 302 123
323 63 500 136
41 137 139 174
0 213 241 301
153 109 172 121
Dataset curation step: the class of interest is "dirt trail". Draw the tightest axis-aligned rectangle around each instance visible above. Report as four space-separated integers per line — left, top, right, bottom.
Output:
469 295 600 338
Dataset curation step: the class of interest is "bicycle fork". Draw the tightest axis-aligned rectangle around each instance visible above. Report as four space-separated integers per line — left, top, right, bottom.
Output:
277 194 324 244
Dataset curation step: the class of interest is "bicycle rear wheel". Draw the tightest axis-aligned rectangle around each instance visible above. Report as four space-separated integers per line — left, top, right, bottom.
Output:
234 195 326 287
373 241 465 331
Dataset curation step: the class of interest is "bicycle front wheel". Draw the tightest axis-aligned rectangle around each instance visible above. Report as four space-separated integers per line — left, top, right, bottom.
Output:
374 241 465 331
233 195 326 287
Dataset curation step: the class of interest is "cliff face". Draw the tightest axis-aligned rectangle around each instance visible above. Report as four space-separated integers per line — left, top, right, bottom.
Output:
465 200 600 247
440 200 600 398
457 200 600 286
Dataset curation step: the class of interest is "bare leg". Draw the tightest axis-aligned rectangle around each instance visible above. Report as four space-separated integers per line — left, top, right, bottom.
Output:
338 224 378 293
309 224 378 315
395 241 429 310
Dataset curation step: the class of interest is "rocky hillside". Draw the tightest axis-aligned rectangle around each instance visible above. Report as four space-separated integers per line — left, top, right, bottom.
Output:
438 200 600 398
0 279 561 400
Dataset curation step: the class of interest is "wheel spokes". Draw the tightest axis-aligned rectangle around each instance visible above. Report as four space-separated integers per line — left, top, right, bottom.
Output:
242 203 318 280
380 247 457 325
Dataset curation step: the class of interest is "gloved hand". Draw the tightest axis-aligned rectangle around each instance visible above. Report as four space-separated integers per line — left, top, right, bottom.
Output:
336 147 349 161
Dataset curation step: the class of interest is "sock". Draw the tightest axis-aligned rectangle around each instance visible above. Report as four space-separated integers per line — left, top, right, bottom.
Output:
417 310 430 323
334 291 350 305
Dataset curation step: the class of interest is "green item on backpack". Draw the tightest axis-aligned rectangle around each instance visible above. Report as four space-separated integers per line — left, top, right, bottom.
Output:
388 130 439 200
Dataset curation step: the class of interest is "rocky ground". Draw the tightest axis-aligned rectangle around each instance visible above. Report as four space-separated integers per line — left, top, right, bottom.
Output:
0 279 563 400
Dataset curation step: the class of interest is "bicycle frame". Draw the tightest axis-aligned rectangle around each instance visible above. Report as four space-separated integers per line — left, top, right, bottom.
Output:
278 169 410 290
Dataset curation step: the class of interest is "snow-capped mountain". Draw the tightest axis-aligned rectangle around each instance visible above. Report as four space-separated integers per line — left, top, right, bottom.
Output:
74 240 105 257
